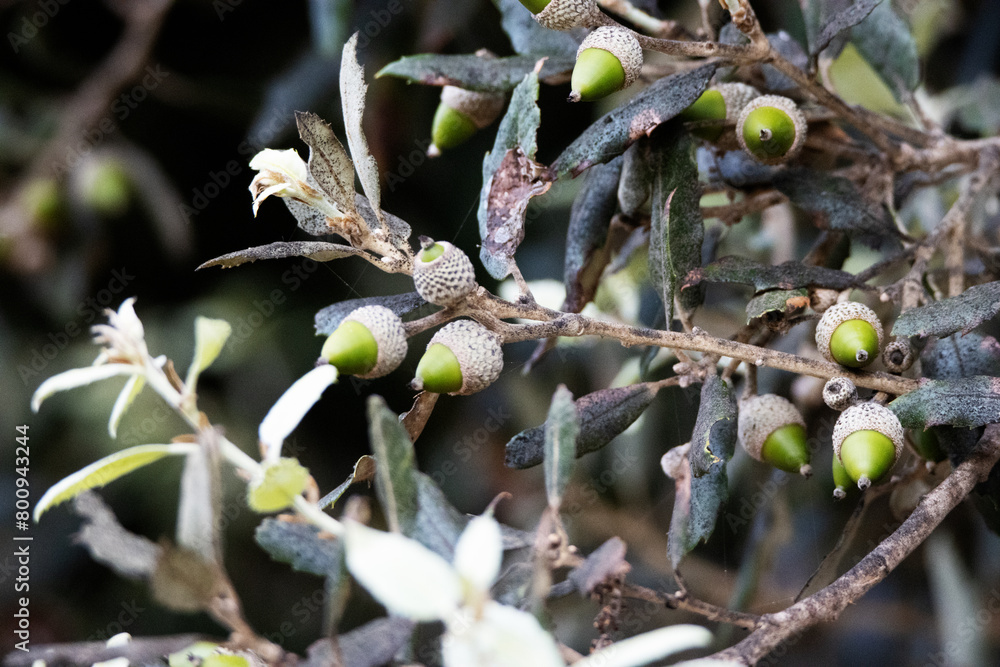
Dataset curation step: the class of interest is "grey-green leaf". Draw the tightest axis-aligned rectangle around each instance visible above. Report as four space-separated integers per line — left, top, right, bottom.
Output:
294 111 357 215
551 64 715 178
563 156 623 313
920 334 1000 380
368 395 419 535
745 288 810 323
544 385 579 511
682 255 862 293
648 130 703 324
505 383 659 469
774 168 900 250
315 292 428 336
889 377 1000 429
318 455 376 509
810 0 881 56
376 53 575 93
892 281 1000 338
493 0 582 58
255 517 342 577
341 34 384 230
478 69 548 280
689 375 738 477
851 0 920 98
196 241 366 270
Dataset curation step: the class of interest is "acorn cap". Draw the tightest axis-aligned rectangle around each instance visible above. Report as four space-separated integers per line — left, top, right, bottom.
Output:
809 288 840 314
440 86 506 130
413 237 477 307
815 301 884 367
832 402 904 485
822 376 858 411
533 0 601 31
416 320 503 395
716 82 760 120
736 94 807 165
331 305 408 379
569 27 643 102
882 339 915 373
738 394 810 475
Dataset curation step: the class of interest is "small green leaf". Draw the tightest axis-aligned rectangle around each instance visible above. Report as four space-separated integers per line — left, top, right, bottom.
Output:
505 383 660 469
892 281 1000 338
552 64 716 178
745 288 810 323
544 385 579 512
247 458 311 513
376 53 575 92
648 129 704 324
35 443 197 521
185 317 232 391
368 395 419 535
682 255 862 293
889 376 1000 429
851 0 920 99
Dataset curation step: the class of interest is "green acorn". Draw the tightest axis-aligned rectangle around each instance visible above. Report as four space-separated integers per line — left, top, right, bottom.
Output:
522 0 600 31
412 236 477 306
822 376 858 412
882 339 915 373
815 301 884 368
413 320 503 395
737 394 812 476
679 82 759 141
320 305 407 378
569 27 643 103
832 454 852 500
428 86 505 157
736 95 807 165
833 402 904 490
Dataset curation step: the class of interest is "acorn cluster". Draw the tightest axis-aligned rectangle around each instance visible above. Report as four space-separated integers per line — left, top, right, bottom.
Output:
317 238 503 396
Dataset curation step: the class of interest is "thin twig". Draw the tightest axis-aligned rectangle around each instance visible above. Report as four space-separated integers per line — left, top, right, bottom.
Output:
624 583 761 631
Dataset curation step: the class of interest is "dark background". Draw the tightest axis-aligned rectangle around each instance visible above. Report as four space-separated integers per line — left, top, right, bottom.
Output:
1 0 999 664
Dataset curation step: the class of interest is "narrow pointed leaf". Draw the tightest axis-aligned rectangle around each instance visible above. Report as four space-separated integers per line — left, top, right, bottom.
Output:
544 385 579 511
196 241 368 270
505 383 659 469
889 376 1000 429
811 0 881 56
295 111 357 215
648 130 704 323
176 442 221 564
377 53 575 92
35 444 198 521
851 0 920 99
683 255 862 293
318 455 377 509
368 395 419 535
315 291 428 336
341 34 384 230
478 68 548 280
32 363 143 413
552 64 716 178
108 374 145 438
892 281 1000 338
563 156 624 313
259 365 338 462
185 317 232 391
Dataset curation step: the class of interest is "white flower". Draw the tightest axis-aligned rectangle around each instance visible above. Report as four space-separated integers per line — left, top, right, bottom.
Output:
248 148 342 220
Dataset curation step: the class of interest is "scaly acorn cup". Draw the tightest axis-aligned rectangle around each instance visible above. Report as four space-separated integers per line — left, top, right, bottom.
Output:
412 236 477 306
569 27 643 103
815 301 884 368
428 86 506 157
679 82 759 141
833 402 904 490
320 305 407 379
737 394 812 476
413 320 503 395
882 339 915 373
736 94 807 165
522 0 601 31
822 376 858 412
